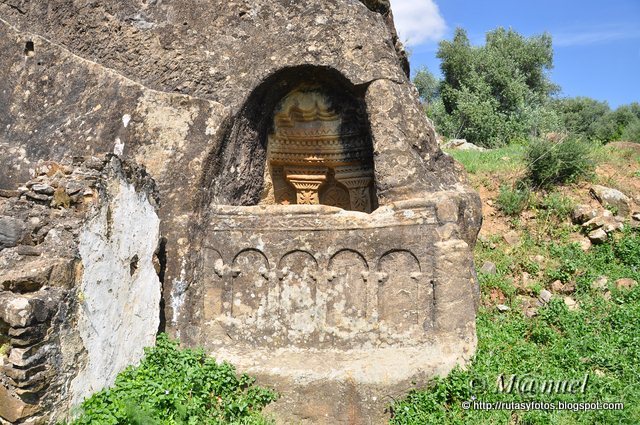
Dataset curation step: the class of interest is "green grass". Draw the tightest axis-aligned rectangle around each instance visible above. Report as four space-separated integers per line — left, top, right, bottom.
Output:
68 335 277 425
391 229 640 425
445 144 527 175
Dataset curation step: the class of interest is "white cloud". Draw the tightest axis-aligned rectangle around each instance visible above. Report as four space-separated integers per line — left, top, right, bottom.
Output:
390 0 447 46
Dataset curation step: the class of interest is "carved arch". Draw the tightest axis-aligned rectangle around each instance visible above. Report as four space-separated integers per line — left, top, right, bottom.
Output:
230 249 270 320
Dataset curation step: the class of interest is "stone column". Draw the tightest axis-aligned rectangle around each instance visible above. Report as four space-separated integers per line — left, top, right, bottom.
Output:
284 167 328 205
335 167 374 212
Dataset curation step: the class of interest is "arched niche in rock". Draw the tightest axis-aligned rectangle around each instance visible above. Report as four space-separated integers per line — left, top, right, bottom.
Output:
203 66 378 212
265 87 377 213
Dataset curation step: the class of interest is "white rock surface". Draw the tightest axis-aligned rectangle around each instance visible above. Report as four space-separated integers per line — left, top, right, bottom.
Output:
69 177 161 406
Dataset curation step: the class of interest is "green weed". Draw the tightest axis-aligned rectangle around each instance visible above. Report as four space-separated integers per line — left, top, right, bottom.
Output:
392 229 640 424
497 184 530 217
68 334 277 425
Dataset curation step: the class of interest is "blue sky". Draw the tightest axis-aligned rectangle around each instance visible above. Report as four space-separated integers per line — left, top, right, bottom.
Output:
392 0 640 108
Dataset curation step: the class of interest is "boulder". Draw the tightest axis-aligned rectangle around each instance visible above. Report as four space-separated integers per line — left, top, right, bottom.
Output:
503 230 520 247
588 228 608 244
0 216 25 250
539 289 553 304
591 276 609 291
443 139 487 151
590 185 632 217
479 261 497 275
615 278 638 290
572 204 598 224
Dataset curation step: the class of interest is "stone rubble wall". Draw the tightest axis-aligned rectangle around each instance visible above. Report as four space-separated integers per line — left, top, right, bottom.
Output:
0 155 161 424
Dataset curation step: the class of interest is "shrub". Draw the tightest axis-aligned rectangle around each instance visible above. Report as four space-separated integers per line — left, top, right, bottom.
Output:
525 137 595 189
497 184 530 216
69 334 277 425
621 119 640 142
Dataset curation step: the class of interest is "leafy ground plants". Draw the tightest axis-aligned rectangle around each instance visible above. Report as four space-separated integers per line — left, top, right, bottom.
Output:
391 227 640 424
68 334 277 425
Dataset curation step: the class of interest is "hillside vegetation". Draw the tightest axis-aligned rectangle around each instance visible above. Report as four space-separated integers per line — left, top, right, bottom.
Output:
415 28 640 148
396 25 640 422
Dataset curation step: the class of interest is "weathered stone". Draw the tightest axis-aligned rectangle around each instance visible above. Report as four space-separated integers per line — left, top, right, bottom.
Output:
442 139 487 151
0 1 482 422
551 280 564 293
0 294 45 328
2 363 47 383
0 260 53 293
0 189 20 198
539 289 553 304
24 192 51 203
591 276 609 291
69 158 161 407
503 230 520 247
588 228 608 244
572 204 598 224
496 304 510 312
532 255 546 265
590 185 632 216
64 181 85 196
0 157 162 424
615 278 638 290
15 246 41 257
31 184 54 196
0 216 25 250
577 236 592 251
0 385 39 423
564 297 579 311
479 261 497 275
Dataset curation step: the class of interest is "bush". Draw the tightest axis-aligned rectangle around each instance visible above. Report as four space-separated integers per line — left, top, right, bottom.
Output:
622 119 640 142
69 334 277 425
497 184 530 216
525 137 595 189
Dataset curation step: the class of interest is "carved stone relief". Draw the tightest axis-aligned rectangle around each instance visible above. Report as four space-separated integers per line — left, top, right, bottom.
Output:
202 247 224 321
278 250 319 345
267 88 376 212
326 250 369 330
230 249 270 321
377 250 426 330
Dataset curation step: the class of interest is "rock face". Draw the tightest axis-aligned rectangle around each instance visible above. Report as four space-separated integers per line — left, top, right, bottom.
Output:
0 156 161 424
0 1 482 423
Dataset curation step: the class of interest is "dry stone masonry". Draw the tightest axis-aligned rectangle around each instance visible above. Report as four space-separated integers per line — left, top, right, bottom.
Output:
0 156 161 424
0 1 482 423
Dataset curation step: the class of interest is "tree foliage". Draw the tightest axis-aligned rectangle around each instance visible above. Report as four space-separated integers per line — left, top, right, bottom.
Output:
553 98 640 143
416 27 639 146
434 27 557 147
413 66 440 106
